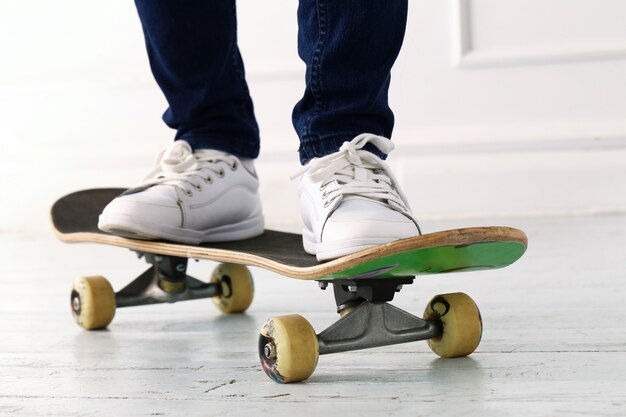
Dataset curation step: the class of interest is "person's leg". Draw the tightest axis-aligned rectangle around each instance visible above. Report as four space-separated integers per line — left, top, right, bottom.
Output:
292 0 419 261
293 0 408 163
99 1 264 243
135 0 260 158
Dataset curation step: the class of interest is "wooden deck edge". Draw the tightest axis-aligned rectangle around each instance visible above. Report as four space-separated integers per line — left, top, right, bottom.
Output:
52 226 528 280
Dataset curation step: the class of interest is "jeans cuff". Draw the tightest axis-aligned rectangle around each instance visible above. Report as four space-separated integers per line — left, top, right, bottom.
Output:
180 134 260 159
299 134 388 164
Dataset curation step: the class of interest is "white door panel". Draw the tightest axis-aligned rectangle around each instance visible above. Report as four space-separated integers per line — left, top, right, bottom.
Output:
456 0 626 67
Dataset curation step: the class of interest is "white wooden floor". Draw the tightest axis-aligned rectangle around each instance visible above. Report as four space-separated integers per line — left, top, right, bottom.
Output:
1 214 625 416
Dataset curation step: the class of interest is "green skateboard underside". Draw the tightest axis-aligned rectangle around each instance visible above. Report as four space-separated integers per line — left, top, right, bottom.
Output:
329 240 525 279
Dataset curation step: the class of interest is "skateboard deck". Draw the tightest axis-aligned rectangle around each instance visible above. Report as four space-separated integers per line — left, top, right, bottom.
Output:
51 188 527 280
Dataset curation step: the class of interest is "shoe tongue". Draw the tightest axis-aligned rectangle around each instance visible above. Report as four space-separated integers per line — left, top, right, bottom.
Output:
353 166 368 182
160 141 195 173
193 149 230 159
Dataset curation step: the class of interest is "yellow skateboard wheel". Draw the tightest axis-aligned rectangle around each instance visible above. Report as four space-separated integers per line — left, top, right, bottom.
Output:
71 276 116 330
210 263 254 313
423 292 482 358
259 314 319 383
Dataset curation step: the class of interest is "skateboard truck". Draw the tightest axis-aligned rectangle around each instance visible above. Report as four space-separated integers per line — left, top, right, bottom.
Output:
114 252 222 308
69 254 255 330
260 278 483 384
330 277 414 313
315 278 442 355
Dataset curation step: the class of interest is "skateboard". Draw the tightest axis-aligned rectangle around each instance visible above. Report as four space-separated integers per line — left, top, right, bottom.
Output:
51 188 527 383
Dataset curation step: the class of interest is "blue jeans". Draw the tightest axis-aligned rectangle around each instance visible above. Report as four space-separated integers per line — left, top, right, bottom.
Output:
134 0 408 163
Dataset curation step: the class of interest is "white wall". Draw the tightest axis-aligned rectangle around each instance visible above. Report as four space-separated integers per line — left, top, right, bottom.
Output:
1 0 625 233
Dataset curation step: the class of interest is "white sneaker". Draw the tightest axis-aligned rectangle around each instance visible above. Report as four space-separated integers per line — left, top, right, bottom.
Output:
294 133 421 261
98 140 264 244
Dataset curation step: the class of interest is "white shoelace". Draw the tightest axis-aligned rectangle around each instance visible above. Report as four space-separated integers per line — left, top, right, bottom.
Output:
293 134 415 220
138 141 238 196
